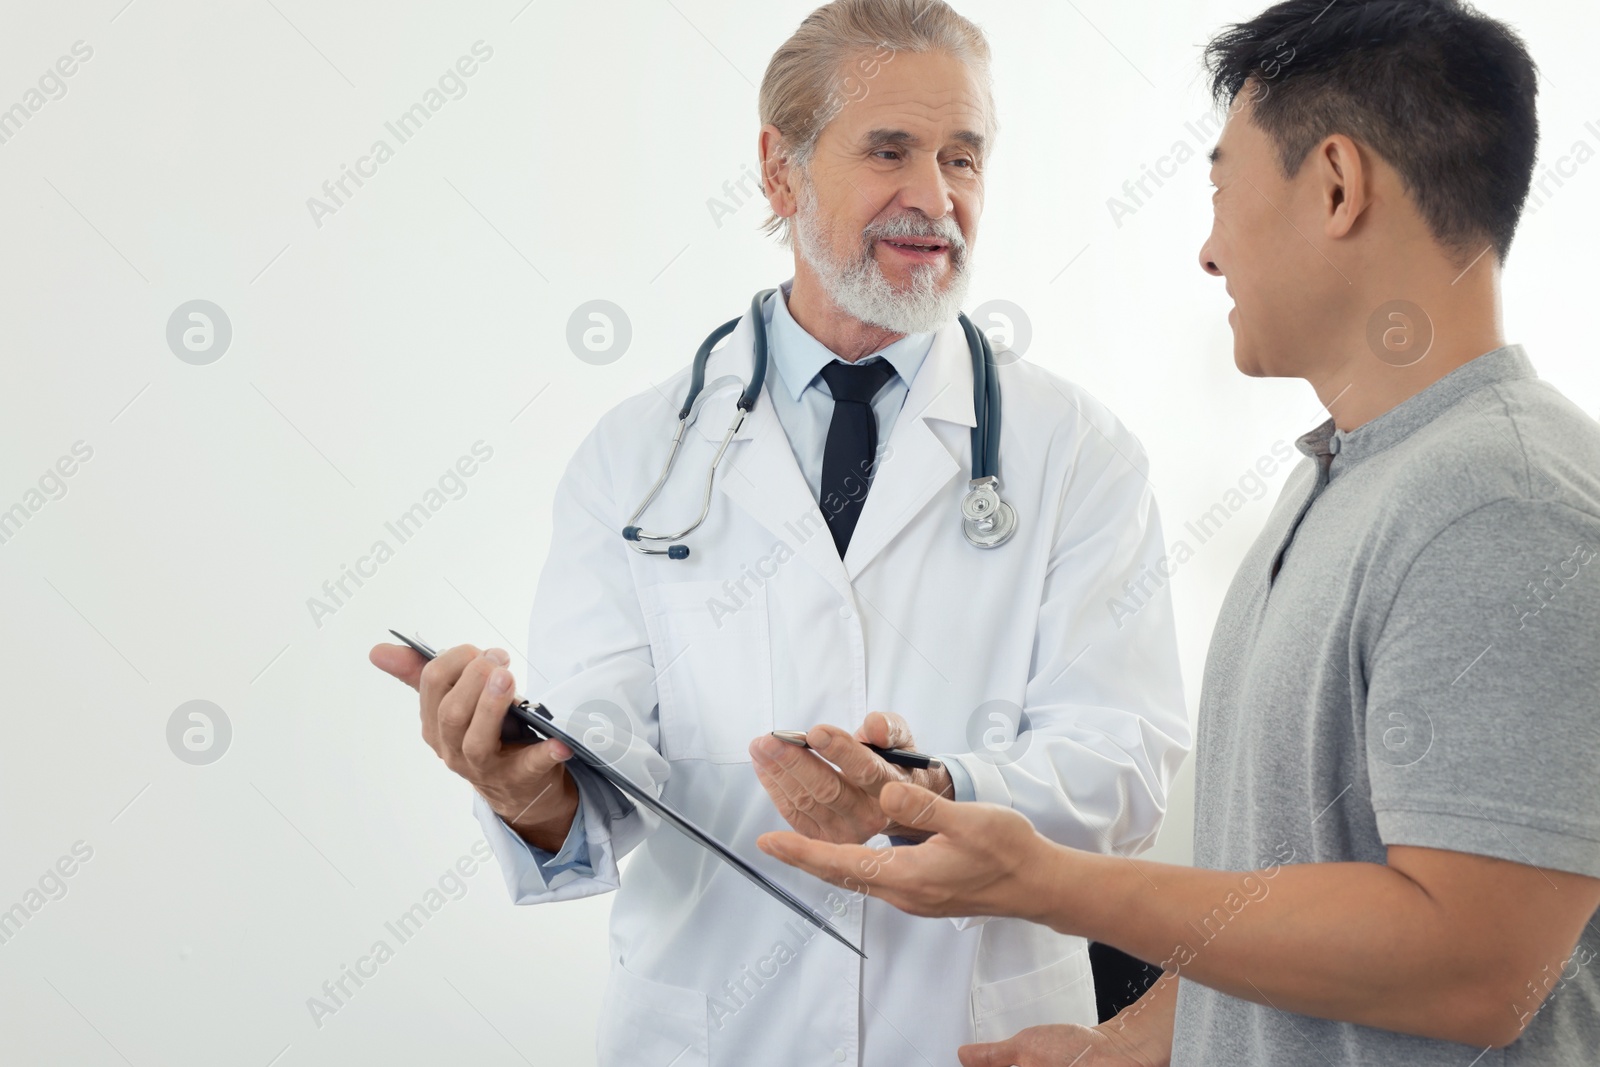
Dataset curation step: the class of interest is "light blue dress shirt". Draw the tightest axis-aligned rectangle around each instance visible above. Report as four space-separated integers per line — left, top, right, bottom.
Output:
517 285 972 879
761 283 932 499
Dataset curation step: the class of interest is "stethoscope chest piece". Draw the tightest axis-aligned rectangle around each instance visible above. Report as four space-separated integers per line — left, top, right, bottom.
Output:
961 476 1017 548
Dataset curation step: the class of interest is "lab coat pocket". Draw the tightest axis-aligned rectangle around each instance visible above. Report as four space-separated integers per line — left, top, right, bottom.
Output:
643 579 775 763
596 956 709 1067
970 946 1096 1043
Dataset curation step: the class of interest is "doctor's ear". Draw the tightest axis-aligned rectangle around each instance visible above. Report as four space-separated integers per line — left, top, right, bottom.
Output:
758 124 800 226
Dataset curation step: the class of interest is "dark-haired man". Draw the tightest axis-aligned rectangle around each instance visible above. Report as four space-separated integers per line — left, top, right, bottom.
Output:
757 1 1600 1064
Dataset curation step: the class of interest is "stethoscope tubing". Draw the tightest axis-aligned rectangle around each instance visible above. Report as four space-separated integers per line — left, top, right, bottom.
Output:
625 289 1007 557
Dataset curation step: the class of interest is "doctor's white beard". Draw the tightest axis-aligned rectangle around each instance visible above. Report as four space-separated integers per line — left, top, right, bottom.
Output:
793 178 972 335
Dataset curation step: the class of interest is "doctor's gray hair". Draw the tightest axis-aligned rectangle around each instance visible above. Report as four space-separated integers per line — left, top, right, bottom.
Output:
758 0 996 243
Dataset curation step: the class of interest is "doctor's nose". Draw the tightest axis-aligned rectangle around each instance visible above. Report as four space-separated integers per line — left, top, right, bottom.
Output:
897 154 955 221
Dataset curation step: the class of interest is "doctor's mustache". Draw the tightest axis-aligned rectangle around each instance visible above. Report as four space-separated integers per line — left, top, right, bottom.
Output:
860 211 970 269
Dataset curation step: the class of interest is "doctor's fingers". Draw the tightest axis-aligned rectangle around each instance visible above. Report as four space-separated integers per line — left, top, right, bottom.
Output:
760 743 883 830
752 756 862 842
417 643 482 752
853 711 914 750
434 651 507 763
754 749 886 843
457 662 522 767
808 724 899 795
753 762 829 839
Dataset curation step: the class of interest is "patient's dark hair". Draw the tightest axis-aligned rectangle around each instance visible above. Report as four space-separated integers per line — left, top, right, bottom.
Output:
1204 0 1539 263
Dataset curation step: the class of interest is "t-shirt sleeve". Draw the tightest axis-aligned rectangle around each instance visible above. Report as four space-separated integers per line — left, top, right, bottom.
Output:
1365 498 1600 878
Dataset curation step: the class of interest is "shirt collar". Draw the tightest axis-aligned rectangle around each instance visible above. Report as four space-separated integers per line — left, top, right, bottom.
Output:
1295 344 1537 473
764 278 937 401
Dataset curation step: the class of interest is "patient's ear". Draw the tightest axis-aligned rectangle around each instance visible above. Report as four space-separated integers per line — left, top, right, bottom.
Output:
1317 133 1370 241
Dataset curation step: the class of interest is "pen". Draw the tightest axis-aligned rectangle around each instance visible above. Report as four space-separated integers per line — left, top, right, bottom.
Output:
770 729 943 771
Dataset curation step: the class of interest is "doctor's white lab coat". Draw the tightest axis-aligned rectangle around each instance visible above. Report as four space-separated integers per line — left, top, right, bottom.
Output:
474 304 1191 1066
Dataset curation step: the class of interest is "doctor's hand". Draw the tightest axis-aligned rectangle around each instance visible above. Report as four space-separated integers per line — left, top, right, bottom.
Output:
756 780 1060 923
749 712 953 845
370 641 579 853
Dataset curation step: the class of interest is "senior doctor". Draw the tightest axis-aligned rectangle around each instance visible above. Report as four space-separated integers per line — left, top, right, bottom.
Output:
371 2 1188 1064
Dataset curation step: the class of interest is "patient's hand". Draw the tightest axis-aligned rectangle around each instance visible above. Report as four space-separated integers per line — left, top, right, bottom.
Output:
959 1023 1155 1066
757 781 1048 921
961 977 1179 1067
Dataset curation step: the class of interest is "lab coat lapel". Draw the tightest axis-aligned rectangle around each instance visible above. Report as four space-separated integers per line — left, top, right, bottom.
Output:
842 320 975 579
704 317 856 605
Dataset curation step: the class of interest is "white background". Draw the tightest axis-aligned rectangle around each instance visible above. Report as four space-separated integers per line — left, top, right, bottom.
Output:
1 1 1595 1064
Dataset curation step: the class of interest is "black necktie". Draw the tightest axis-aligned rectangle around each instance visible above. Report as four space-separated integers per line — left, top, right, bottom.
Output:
819 358 898 556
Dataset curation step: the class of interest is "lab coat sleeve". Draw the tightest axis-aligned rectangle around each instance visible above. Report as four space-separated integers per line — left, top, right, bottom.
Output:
952 398 1192 861
476 413 670 904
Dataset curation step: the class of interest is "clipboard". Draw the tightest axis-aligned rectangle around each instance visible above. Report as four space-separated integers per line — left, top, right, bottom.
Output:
388 630 864 958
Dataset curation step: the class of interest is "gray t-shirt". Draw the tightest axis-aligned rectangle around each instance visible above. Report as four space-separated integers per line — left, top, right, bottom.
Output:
1173 345 1600 1066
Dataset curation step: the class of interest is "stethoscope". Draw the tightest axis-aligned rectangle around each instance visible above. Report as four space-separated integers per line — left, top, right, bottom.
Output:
622 289 1016 559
